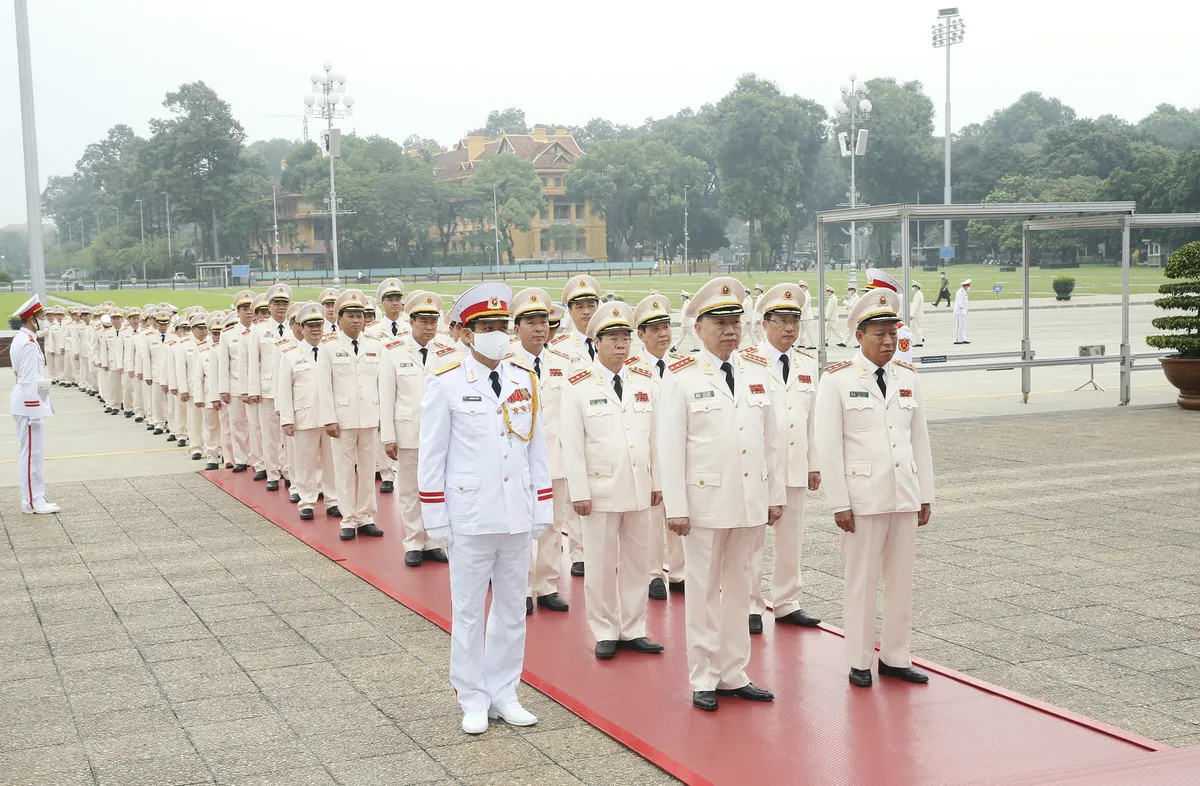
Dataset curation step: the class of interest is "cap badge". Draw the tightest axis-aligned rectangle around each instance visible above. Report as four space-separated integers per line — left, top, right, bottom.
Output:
784 290 793 300
489 297 500 308
425 296 433 304
611 308 620 317
530 294 538 302
720 285 730 295
879 294 889 305
651 300 659 309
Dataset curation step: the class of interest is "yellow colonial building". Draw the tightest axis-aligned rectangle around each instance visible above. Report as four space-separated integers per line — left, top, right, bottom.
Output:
250 193 332 272
432 125 608 262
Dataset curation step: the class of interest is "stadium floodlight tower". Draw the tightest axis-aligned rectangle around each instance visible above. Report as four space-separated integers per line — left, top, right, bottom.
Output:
932 7 966 258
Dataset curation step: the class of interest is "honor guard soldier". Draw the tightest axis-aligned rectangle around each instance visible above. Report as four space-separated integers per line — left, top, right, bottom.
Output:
659 276 786 712
864 268 915 364
674 291 699 353
219 291 256 472
909 281 925 346
797 281 816 349
247 283 292 490
825 285 846 347
319 288 340 333
507 288 569 615
278 303 341 520
628 295 686 600
953 279 971 344
317 290 385 541
749 284 822 635
418 283 551 735
561 301 664 659
379 290 453 565
121 308 141 418
11 297 59 514
132 307 153 424
815 288 935 688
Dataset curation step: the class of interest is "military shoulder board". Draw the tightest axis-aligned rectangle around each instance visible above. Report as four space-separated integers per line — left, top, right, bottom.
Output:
282 346 296 353
624 355 640 366
385 340 402 350
198 346 211 353
548 348 571 361
275 338 288 346
668 356 695 373
433 359 461 376
320 333 339 343
740 350 769 366
894 360 916 372
509 357 533 374
549 334 569 345
794 349 813 359
628 365 651 378
436 345 456 356
825 360 853 374
568 370 591 385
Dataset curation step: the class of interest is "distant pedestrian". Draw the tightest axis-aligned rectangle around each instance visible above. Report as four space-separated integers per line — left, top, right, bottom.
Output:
934 272 951 307
953 280 971 344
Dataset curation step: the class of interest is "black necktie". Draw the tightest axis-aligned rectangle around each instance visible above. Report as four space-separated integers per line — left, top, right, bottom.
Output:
392 321 398 336
352 338 359 356
160 334 165 343
489 370 501 397
278 324 283 337
586 338 595 361
720 361 734 394
312 346 318 362
656 359 665 378
419 347 428 366
875 367 887 396
534 356 542 379
612 374 623 401
780 353 790 384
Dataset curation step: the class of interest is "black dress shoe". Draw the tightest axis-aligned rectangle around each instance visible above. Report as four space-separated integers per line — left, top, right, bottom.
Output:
232 464 248 473
357 523 384 537
284 478 291 488
570 562 585 577
134 416 144 423
648 578 667 600
618 637 664 654
299 509 314 521
191 453 202 461
204 463 219 471
326 506 342 518
290 493 300 503
339 527 355 541
266 480 279 491
526 597 534 616
716 683 774 702
878 661 929 684
104 407 113 414
595 640 617 660
177 439 187 448
422 548 448 563
405 550 423 567
379 480 394 494
167 435 177 442
374 471 382 481
147 424 156 431
253 470 267 481
125 411 134 418
669 580 685 594
849 668 873 687
692 691 718 712
153 428 164 435
749 614 764 635
837 343 847 347
776 609 821 627
537 593 569 612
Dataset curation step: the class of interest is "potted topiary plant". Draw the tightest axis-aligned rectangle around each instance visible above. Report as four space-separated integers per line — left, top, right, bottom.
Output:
1052 275 1076 301
1147 241 1200 410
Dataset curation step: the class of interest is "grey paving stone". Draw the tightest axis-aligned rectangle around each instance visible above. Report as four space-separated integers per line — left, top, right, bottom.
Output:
230 643 326 672
299 723 419 764
327 750 448 786
91 751 212 786
216 766 338 786
186 714 297 752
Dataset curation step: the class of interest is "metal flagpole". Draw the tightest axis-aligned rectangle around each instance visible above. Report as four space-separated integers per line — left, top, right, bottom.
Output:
14 0 46 301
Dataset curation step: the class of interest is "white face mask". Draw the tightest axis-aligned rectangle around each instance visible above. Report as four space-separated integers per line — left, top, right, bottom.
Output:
470 330 510 361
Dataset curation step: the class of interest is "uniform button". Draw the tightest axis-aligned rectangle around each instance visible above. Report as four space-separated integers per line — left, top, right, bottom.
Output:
457 485 463 490
698 480 705 486
594 471 600 477
789 441 795 446
894 462 900 468
629 445 634 449
497 408 502 414
743 472 748 477
788 406 792 410
851 471 857 477
892 443 896 448
503 453 508 458
741 449 746 454
504 476 509 482
789 423 794 428
739 426 744 431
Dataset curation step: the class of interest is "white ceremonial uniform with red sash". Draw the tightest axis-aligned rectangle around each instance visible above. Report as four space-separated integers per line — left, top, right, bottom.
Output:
10 328 54 510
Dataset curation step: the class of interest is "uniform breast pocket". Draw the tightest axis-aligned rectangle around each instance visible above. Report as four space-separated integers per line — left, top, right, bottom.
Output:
447 473 481 524
843 397 876 431
745 395 768 430
585 407 616 434
796 388 815 410
688 399 724 434
896 397 917 429
631 402 652 430
450 403 487 436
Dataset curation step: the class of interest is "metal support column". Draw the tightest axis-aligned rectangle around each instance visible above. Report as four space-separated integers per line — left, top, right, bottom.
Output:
15 0 46 302
1120 216 1132 405
816 222 827 372
1021 225 1032 403
900 206 911 322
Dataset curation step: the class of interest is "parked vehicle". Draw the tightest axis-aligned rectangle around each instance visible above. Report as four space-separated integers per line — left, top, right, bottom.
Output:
61 268 85 281
171 272 188 282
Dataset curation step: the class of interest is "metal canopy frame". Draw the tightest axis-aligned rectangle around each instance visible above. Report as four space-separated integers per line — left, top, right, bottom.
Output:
812 202 1199 408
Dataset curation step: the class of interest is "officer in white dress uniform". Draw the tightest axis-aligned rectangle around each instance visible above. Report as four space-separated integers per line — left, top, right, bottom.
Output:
798 281 816 349
218 291 255 472
748 284 822 634
673 291 699 353
10 297 59 514
248 283 293 490
374 278 406 495
909 282 925 346
239 294 270 478
181 311 209 460
864 269 915 365
418 283 551 735
379 290 453 566
628 295 686 600
561 301 664 660
815 289 935 688
825 285 846 347
190 312 225 469
953 279 971 344
659 277 786 712
319 288 340 334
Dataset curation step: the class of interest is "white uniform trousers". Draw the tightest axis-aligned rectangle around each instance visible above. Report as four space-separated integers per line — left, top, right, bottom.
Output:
841 511 918 671
395 448 430 552
200 407 221 463
528 477 568 597
954 314 968 343
449 531 532 713
284 433 295 482
648 502 685 586
331 427 377 528
825 318 846 346
800 318 816 348
14 417 47 510
292 427 338 512
106 369 121 410
186 398 203 455
245 399 264 471
217 407 232 466
751 486 808 617
378 443 395 483
683 526 763 692
259 398 283 481
122 372 135 414
582 508 652 643
909 316 924 344
151 385 169 430
564 502 584 565
226 396 250 467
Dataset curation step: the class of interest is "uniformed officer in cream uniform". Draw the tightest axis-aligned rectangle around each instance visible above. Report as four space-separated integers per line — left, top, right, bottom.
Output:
317 290 385 541
863 269 915 365
659 277 786 712
190 312 224 469
218 291 256 472
815 288 935 688
180 311 209 460
147 310 173 436
506 288 570 615
278 303 341 520
379 290 453 566
319 288 340 334
627 295 686 600
248 283 292 490
797 281 816 349
373 279 405 495
238 293 270 478
748 284 822 634
674 291 699 353
417 283 552 735
953 279 971 344
825 285 846 347
561 302 664 660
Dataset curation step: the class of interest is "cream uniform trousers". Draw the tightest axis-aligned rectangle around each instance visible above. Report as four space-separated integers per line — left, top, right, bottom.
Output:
751 485 808 617
582 509 652 641
684 527 764 691
292 427 339 512
648 502 686 586
841 512 918 670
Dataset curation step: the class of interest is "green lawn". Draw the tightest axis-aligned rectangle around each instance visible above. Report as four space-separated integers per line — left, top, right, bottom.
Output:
49 263 1168 313
0 292 36 321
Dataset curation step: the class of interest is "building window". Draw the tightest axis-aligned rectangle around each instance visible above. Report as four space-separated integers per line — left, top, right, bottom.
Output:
540 201 550 226
554 203 571 222
540 177 547 186
540 232 550 253
553 177 562 188
577 229 587 252
313 255 327 270
575 203 586 222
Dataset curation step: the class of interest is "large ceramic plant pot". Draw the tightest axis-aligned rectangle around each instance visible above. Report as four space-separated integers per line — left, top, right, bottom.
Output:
1161 356 1200 411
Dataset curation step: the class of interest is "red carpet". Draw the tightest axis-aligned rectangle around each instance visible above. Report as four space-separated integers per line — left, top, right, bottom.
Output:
205 470 1179 786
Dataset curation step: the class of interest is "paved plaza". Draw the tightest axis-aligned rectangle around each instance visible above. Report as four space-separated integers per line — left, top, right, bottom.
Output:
1 351 1199 783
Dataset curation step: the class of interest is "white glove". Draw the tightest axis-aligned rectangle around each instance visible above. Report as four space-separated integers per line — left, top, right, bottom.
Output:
531 522 550 539
36 379 51 394
427 526 453 550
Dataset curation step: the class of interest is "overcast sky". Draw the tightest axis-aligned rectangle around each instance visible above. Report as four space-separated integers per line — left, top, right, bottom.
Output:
3 0 1198 226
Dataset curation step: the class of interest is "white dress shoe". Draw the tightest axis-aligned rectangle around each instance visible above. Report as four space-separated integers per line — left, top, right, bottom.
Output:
488 700 537 726
461 710 489 735
22 502 61 515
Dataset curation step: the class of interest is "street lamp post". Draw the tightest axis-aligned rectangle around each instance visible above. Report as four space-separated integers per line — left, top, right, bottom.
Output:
303 63 355 286
834 74 873 268
933 8 966 256
492 186 501 272
134 198 146 282
272 186 281 281
163 192 172 271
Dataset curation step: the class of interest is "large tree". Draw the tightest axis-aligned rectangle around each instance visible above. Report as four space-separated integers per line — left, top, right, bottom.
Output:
482 108 530 137
468 153 543 265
